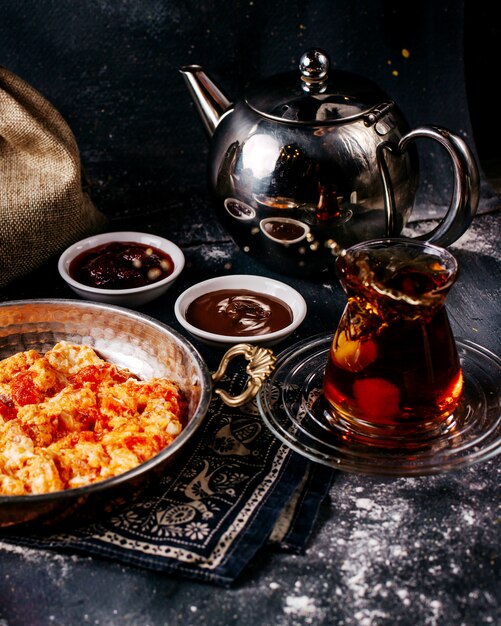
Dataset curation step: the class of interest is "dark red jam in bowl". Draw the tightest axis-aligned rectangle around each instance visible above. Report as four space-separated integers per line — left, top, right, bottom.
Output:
69 241 175 290
185 289 293 337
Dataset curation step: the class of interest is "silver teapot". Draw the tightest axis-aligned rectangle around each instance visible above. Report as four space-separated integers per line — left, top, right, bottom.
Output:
181 48 479 278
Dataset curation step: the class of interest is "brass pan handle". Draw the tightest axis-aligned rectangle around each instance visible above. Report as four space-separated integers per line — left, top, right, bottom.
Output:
212 343 277 407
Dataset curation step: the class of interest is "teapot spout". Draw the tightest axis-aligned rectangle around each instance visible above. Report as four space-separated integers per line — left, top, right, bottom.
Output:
180 65 231 137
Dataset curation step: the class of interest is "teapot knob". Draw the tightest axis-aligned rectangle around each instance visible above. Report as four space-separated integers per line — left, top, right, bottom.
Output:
299 48 330 92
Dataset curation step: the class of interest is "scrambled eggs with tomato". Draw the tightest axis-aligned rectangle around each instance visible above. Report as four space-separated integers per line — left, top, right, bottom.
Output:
0 341 186 495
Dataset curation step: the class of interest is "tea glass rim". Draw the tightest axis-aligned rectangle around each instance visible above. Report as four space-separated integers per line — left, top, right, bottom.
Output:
337 237 459 294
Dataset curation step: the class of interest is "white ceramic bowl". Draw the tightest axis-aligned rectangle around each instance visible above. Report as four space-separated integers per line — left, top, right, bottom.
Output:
58 231 185 307
174 274 307 347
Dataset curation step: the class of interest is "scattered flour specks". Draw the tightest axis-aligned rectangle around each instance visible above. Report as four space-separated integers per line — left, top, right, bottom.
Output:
284 595 317 616
0 541 82 588
310 463 501 626
451 218 501 260
199 244 232 263
355 498 373 510
404 213 501 260
283 594 325 624
461 508 476 525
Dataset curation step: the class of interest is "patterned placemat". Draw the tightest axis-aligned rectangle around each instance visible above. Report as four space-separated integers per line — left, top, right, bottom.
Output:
0 372 334 586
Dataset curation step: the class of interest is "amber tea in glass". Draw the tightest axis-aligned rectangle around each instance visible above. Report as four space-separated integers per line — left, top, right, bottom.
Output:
322 239 463 438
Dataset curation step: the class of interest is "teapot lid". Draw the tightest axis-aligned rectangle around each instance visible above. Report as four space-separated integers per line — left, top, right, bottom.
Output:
245 49 391 126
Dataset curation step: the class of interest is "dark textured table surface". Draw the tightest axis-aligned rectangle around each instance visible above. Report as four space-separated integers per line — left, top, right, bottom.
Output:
0 192 500 626
0 0 500 622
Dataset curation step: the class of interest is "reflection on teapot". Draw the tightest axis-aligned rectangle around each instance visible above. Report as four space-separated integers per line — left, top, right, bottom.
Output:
181 48 480 279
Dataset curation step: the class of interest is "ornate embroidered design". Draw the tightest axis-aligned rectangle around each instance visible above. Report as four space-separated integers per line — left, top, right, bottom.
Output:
213 415 262 456
239 381 280 416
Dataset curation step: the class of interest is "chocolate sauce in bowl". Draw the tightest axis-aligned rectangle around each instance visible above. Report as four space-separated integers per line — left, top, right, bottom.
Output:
185 289 293 337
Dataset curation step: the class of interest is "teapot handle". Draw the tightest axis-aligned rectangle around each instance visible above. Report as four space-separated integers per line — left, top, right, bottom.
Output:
377 126 480 246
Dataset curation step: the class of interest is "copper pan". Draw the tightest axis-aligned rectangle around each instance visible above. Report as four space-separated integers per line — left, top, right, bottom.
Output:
0 299 275 530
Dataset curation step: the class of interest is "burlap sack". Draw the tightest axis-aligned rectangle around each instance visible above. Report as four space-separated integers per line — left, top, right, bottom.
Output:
0 66 107 288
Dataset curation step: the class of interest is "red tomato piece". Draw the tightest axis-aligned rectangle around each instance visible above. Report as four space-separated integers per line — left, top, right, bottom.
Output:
11 372 42 406
0 394 17 420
